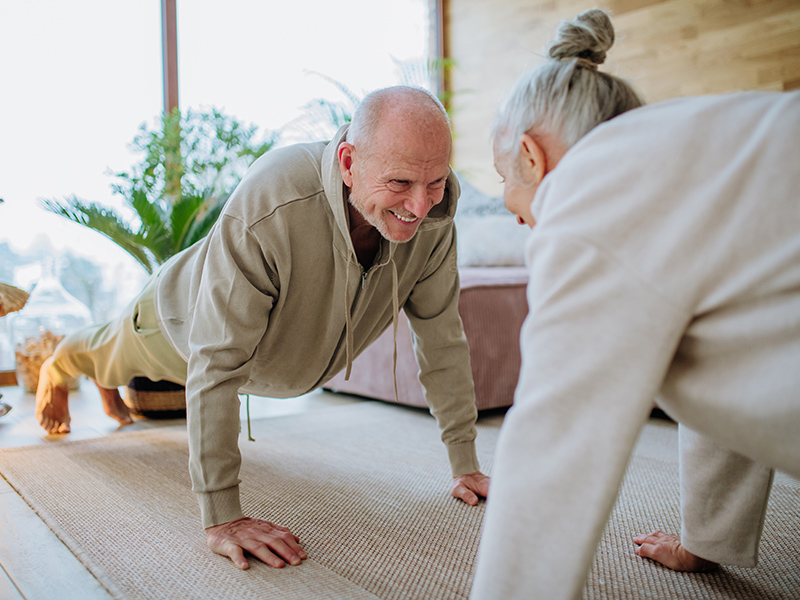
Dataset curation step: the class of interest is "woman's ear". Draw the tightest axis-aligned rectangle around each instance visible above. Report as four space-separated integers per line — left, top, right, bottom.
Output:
338 142 355 187
518 133 547 186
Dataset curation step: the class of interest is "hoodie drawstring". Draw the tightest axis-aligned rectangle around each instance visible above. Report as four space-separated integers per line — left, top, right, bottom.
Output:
391 258 399 403
344 264 354 380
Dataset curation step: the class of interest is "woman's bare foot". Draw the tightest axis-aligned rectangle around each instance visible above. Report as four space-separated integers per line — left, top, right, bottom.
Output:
35 358 71 433
634 531 719 572
95 383 134 426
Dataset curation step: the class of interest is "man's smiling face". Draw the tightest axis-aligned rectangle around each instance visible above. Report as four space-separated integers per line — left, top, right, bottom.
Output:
340 106 452 243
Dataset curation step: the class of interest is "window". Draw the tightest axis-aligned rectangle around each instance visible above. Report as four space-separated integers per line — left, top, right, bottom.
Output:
0 0 432 374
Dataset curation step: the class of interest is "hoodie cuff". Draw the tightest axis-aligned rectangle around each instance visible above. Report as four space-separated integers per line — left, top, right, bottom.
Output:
197 486 245 529
447 440 481 477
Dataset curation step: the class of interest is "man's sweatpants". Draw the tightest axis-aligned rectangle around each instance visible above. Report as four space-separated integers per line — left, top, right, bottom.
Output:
44 271 187 389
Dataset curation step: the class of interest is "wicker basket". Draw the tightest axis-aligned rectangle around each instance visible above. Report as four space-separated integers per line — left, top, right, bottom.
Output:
125 377 186 418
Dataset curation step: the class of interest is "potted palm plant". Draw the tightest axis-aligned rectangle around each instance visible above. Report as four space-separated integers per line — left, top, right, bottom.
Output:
42 108 277 416
43 108 276 274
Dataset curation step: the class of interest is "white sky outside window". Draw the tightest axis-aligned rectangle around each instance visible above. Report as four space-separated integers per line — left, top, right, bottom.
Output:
0 0 429 369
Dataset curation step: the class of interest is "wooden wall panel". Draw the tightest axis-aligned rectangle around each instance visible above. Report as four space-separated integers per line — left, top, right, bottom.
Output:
445 0 800 195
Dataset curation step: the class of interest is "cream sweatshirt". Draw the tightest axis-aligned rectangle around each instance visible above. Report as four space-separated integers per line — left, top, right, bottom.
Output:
471 91 800 600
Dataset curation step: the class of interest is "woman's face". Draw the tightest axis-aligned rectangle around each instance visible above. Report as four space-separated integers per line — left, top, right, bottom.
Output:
493 145 538 229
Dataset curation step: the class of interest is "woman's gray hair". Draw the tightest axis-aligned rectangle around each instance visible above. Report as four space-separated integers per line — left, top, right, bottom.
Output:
493 9 643 171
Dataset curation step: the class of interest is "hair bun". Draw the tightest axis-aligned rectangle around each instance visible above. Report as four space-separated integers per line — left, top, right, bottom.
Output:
547 9 615 66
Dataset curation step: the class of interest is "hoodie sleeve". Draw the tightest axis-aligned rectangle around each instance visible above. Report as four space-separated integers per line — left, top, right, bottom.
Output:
403 224 480 476
186 214 279 528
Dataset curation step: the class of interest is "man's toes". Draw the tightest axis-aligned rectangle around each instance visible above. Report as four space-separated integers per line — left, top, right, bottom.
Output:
116 414 134 426
108 406 133 426
45 419 70 434
39 413 70 434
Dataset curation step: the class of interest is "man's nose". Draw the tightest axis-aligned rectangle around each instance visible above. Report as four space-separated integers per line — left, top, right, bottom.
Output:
406 186 436 217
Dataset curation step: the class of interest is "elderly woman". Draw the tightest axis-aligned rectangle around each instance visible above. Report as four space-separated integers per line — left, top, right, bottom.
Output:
471 9 800 600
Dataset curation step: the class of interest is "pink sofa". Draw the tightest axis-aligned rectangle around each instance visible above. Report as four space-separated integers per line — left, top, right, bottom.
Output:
324 266 528 411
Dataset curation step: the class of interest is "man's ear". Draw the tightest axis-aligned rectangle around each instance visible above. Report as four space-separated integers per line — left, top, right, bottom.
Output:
519 133 547 186
338 142 355 187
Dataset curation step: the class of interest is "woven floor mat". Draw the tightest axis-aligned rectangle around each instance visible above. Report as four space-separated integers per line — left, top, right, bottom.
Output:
0 401 797 599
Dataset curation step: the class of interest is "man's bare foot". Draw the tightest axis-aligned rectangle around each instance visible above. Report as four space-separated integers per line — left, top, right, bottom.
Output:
95 383 134 426
634 531 718 572
35 357 71 433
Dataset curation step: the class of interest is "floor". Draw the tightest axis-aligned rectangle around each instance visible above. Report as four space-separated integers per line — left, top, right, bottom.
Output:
0 379 361 600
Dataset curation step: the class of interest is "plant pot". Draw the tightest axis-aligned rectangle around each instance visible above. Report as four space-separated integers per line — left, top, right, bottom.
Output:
125 377 186 419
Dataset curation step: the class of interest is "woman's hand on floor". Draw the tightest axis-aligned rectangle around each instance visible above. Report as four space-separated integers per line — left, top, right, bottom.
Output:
634 530 718 572
206 517 307 570
451 471 491 506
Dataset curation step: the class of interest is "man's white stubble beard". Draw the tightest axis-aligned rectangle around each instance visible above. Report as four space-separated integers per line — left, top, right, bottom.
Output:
348 192 418 244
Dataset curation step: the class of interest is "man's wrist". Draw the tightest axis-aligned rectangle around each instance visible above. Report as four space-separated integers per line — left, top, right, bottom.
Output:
447 440 480 476
197 486 244 528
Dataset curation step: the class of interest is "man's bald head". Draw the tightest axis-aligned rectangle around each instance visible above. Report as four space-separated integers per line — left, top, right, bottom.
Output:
337 86 453 243
346 86 451 156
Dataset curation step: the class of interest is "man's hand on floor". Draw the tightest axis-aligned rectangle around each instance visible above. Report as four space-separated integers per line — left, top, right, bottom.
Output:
206 517 307 570
451 471 491 505
633 530 718 572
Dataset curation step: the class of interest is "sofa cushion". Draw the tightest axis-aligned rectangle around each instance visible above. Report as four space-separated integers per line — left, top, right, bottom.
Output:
454 175 529 267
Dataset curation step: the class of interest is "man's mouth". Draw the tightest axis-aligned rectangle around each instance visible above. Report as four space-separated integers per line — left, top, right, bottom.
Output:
390 210 418 223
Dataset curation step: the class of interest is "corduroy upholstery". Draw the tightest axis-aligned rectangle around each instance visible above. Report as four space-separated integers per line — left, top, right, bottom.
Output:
325 267 528 411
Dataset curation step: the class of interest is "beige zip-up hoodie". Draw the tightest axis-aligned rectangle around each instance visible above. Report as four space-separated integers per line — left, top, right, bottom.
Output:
155 125 480 527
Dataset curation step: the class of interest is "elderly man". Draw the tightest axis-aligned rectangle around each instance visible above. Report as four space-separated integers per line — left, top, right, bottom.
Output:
36 86 491 569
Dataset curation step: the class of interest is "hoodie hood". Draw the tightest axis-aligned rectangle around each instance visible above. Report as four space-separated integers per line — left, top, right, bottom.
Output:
321 124 354 254
321 123 461 389
321 124 461 252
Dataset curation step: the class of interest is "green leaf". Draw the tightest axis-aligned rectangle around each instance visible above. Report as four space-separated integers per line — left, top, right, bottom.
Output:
40 196 157 274
43 106 279 270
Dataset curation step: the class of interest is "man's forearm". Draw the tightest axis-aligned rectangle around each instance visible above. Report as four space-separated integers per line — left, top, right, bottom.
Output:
185 370 249 528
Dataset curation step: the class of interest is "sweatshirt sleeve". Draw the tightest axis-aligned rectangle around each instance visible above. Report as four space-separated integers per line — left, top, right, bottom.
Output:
186 215 279 528
403 225 480 477
471 233 690 600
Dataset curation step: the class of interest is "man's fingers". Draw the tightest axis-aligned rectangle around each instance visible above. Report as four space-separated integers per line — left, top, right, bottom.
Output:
222 536 302 569
290 537 308 559
206 517 307 570
246 543 287 569
262 534 306 566
264 526 307 560
450 472 491 506
452 483 479 505
273 526 302 545
222 542 250 570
